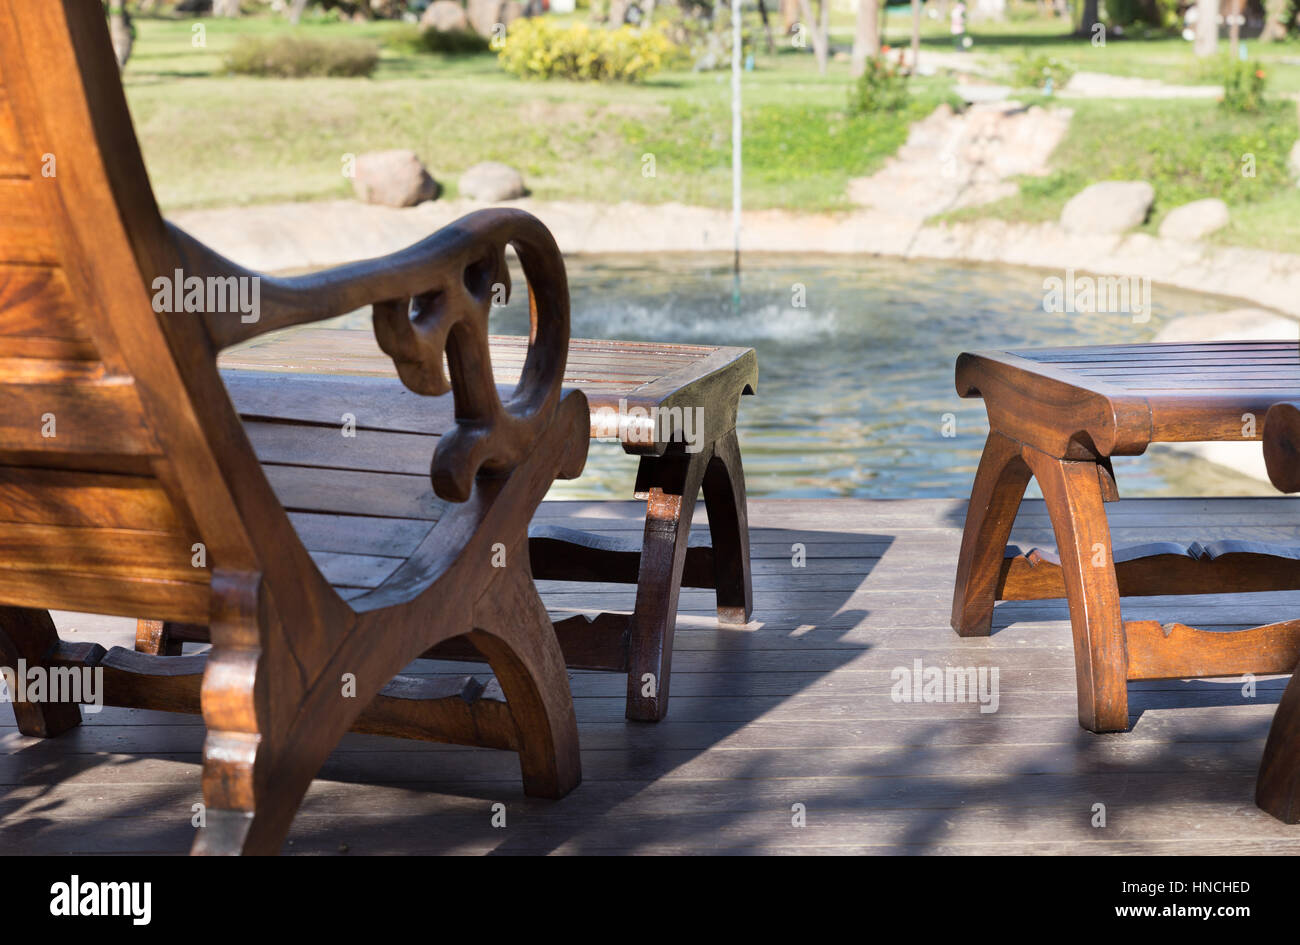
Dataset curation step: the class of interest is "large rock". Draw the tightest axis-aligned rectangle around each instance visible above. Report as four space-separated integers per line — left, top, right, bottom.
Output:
421 0 468 31
351 150 439 208
458 161 527 201
466 0 522 38
1059 181 1154 235
1158 198 1229 241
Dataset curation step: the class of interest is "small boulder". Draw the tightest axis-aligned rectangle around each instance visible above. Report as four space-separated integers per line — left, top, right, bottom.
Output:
459 161 527 201
351 150 439 208
1059 181 1154 235
1158 198 1229 241
466 0 521 38
421 0 469 31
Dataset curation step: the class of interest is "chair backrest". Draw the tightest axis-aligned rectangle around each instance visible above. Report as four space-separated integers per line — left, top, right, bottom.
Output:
0 0 329 625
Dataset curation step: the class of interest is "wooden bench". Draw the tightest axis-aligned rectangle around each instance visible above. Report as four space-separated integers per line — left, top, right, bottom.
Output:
0 1 590 854
952 341 1300 733
164 329 757 722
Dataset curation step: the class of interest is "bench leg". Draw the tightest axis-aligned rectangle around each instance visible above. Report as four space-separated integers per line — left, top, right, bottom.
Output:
702 428 753 627
0 607 82 738
951 431 1032 637
626 444 711 722
1257 665 1300 823
468 560 581 799
135 619 183 656
1023 448 1130 733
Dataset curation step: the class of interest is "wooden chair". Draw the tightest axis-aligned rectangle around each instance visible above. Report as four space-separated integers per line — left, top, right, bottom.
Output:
0 0 589 854
206 330 757 722
952 342 1300 733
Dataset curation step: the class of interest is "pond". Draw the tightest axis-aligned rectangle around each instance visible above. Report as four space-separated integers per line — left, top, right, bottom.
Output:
319 252 1275 500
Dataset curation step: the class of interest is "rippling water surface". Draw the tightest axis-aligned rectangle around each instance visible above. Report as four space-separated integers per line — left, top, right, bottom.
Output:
324 252 1271 499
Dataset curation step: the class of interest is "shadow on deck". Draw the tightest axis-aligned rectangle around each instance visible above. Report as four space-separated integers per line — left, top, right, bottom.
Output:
2 497 1298 854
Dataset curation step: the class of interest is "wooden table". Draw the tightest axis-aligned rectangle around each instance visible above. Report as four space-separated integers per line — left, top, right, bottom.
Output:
220 329 758 721
951 340 1300 733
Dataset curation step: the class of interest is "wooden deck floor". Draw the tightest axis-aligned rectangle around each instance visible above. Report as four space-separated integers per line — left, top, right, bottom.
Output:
5 496 1300 855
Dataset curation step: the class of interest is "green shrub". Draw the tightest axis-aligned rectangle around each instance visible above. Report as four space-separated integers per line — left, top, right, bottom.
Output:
383 23 428 55
497 19 674 82
848 54 910 115
423 27 492 55
1104 0 1176 27
1220 58 1268 113
384 22 492 56
1009 51 1074 92
223 35 380 78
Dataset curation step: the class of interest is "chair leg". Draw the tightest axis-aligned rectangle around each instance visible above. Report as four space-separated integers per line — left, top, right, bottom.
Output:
192 572 316 856
951 431 1032 638
1256 666 1300 823
702 428 752 627
135 619 183 656
468 558 581 799
1023 447 1130 734
0 606 82 738
626 445 711 722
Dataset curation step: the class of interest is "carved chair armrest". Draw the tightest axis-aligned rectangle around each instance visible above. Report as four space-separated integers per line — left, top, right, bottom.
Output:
166 208 572 502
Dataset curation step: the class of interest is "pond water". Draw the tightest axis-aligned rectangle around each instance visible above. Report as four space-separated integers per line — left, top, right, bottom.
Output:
322 253 1273 500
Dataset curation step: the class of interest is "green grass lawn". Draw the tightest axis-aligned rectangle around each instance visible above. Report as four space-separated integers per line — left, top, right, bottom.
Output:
123 10 1300 252
125 13 947 211
941 97 1300 251
894 11 1300 92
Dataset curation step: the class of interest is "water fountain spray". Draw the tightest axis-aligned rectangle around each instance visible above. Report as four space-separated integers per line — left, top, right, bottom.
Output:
731 0 743 303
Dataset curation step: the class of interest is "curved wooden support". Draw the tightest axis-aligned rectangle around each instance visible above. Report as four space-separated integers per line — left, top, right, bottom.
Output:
0 606 81 738
1023 447 1130 733
1125 617 1300 681
467 557 581 799
1264 401 1300 494
1257 668 1300 824
426 611 631 673
955 351 1152 458
951 431 1032 637
701 428 752 626
1000 539 1300 601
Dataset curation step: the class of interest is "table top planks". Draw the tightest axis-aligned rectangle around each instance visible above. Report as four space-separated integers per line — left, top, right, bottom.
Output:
221 329 756 412
220 329 757 455
959 340 1300 454
6 496 1300 854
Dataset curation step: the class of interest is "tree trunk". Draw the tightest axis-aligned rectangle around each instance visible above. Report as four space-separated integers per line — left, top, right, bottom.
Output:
1079 0 1100 34
756 0 777 54
781 0 800 33
1228 0 1243 59
851 0 881 77
213 0 242 16
289 0 311 23
1195 0 1220 56
108 4 133 72
911 0 921 72
797 0 829 73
